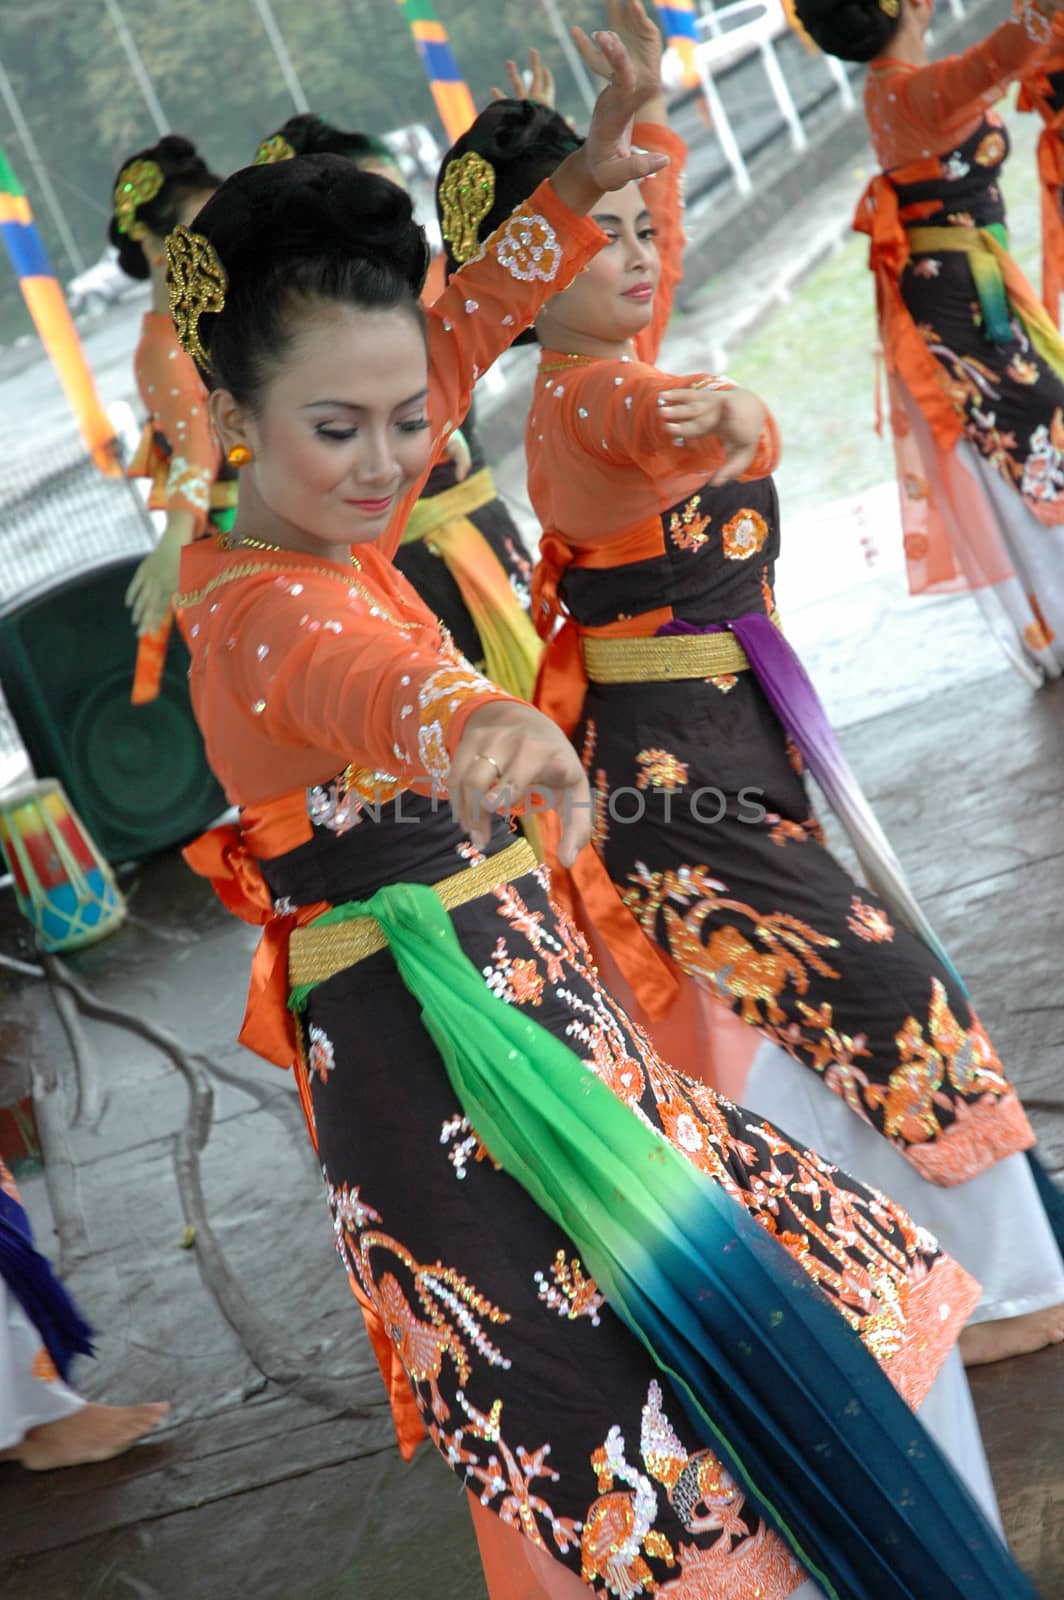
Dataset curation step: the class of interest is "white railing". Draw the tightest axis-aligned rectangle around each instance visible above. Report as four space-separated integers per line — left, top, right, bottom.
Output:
667 0 967 201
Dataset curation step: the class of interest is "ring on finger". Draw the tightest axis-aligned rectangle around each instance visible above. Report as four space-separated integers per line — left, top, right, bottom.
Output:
473 753 504 788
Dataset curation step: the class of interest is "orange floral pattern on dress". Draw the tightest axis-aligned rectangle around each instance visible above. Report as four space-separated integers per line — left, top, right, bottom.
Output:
636 747 689 790
847 896 895 944
974 131 1006 166
707 673 738 693
721 508 768 561
314 864 978 1588
668 493 712 552
622 863 840 1028
534 1250 605 1326
31 1347 60 1383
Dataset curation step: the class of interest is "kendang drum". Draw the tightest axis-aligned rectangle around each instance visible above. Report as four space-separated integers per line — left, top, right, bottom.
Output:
0 779 126 952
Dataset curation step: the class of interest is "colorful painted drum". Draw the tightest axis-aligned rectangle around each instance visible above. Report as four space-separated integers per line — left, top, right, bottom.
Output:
0 778 125 951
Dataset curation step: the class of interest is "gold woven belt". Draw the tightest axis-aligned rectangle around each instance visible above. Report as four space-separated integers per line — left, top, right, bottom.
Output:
905 226 996 255
288 836 537 988
400 467 496 545
582 613 780 684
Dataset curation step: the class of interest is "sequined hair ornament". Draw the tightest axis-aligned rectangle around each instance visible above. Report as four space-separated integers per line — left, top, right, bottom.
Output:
165 224 227 369
255 133 296 165
439 152 495 266
114 158 165 240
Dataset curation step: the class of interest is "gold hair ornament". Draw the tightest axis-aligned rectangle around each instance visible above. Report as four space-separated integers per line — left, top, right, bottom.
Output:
255 134 296 165
879 0 900 15
166 224 227 369
114 158 164 240
439 152 495 265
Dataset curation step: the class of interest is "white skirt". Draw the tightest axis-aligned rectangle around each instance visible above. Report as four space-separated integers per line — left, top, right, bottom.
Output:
746 1040 1064 1323
0 1275 84 1451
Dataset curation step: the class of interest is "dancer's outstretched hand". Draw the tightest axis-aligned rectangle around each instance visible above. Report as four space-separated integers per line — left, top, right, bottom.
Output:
491 47 557 108
551 24 669 211
572 0 663 95
451 701 592 867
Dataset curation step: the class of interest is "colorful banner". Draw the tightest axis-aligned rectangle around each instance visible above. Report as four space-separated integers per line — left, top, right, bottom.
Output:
396 0 477 142
659 1 701 87
0 145 118 475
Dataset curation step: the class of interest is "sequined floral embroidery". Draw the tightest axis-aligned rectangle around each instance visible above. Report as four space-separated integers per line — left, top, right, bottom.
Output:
166 456 211 511
721 508 768 561
307 1024 336 1084
495 211 561 283
534 1251 605 1326
974 131 1006 167
847 897 895 944
636 748 689 790
1022 408 1064 506
416 661 496 782
667 493 711 552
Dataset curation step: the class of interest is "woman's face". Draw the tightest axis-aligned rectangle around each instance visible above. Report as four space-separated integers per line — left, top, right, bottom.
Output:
537 178 661 347
215 301 432 554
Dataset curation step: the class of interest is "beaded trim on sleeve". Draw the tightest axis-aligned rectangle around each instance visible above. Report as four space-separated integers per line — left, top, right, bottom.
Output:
1013 0 1053 44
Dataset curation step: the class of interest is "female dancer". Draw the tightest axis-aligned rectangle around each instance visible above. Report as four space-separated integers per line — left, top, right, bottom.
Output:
1017 48 1064 324
109 136 229 701
438 2 1064 1369
0 1158 167 1470
254 113 542 700
796 0 1064 682
170 26 1020 1600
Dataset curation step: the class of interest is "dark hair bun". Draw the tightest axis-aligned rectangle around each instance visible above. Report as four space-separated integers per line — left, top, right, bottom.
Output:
793 0 898 63
436 99 582 279
109 133 221 279
194 153 427 296
260 112 393 167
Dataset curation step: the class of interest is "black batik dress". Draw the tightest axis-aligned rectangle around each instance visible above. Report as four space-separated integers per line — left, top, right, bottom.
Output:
178 537 979 1600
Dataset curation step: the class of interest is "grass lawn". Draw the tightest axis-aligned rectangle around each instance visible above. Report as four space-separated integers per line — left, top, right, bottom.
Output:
723 92 1045 516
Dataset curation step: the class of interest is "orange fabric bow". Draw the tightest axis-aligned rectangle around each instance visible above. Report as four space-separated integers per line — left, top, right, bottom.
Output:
853 174 965 455
183 824 327 1070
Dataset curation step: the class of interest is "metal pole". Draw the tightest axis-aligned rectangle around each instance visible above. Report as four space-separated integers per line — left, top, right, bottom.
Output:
0 57 85 273
539 0 598 115
102 0 168 136
696 53 751 195
250 0 310 112
759 38 806 152
824 53 855 113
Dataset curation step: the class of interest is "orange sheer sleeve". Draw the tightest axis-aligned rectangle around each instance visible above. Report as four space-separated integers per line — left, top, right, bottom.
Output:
552 361 779 484
379 178 606 557
632 121 688 366
133 312 221 532
221 568 512 789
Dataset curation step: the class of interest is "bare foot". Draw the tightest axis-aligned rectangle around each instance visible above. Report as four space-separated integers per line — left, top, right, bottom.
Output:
960 1304 1064 1367
9 1401 169 1470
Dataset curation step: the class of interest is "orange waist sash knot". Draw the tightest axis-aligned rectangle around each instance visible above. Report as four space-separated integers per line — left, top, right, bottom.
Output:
183 819 426 1460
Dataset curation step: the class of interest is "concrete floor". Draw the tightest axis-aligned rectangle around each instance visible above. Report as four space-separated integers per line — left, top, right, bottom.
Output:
0 667 1060 1599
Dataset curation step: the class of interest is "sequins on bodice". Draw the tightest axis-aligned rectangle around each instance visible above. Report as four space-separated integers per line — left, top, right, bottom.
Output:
559 475 780 631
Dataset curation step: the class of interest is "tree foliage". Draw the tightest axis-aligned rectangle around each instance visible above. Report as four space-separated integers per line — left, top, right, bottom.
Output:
0 0 604 342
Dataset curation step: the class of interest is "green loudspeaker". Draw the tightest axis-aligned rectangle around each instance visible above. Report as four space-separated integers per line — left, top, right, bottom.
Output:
0 556 225 863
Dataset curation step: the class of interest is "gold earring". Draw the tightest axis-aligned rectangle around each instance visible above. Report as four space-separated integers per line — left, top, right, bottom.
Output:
227 443 253 467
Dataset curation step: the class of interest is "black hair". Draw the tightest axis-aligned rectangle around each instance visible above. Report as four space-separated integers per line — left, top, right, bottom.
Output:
109 134 222 280
258 112 395 170
436 99 582 280
792 0 900 63
185 153 430 407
